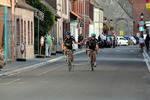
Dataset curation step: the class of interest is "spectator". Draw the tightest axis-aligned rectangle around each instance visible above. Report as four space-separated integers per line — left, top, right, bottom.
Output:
44 31 54 57
98 34 104 48
139 33 145 53
78 34 84 49
145 32 150 52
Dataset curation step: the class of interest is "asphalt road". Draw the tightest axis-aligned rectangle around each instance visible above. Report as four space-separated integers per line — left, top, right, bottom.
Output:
0 46 150 100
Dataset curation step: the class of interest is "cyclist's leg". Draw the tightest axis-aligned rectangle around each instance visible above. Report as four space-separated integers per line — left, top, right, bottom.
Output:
93 51 96 62
70 51 73 62
88 50 91 58
64 46 68 56
93 51 97 67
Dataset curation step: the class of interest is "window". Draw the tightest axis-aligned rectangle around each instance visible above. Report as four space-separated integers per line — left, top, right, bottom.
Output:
21 19 23 43
24 21 26 44
28 21 30 45
31 22 33 45
16 19 20 45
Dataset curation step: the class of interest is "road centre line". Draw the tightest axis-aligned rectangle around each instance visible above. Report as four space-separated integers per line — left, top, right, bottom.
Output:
37 64 67 76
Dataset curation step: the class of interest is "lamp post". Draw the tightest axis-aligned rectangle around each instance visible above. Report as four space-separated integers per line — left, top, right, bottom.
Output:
141 13 144 20
35 10 44 55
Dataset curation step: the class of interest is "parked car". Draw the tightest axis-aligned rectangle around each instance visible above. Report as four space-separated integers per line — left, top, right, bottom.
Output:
134 36 139 44
106 36 112 48
117 36 128 46
129 36 137 45
123 36 131 41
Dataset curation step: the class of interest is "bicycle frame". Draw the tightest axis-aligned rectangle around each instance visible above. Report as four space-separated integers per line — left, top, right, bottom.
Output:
87 49 96 71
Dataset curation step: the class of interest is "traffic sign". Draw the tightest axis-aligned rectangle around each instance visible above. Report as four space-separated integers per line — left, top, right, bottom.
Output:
40 36 45 46
145 3 150 10
120 30 123 36
139 27 144 31
139 21 145 26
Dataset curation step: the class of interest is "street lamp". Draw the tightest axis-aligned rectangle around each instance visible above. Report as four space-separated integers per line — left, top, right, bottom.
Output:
141 13 144 20
35 10 44 55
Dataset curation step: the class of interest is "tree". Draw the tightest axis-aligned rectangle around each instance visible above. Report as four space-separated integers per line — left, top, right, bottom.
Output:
25 0 55 54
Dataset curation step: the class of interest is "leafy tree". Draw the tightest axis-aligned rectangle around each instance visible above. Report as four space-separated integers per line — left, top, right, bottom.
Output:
25 0 55 54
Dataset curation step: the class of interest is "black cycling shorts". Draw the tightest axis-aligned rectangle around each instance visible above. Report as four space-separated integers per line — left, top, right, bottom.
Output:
65 46 73 50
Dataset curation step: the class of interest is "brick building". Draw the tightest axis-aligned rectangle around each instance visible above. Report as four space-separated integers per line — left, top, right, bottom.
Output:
0 0 15 61
15 0 35 59
129 0 150 36
71 0 94 38
45 0 71 52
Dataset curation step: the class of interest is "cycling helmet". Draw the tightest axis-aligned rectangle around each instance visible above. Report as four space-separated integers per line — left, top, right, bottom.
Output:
66 31 71 35
91 33 96 37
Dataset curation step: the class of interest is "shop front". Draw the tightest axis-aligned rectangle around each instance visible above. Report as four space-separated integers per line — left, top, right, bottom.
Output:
0 5 11 61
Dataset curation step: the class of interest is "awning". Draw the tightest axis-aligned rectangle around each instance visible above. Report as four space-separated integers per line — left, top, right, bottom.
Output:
90 19 94 24
70 11 82 19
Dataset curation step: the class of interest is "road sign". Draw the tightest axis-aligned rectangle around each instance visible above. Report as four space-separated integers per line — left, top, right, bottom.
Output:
145 3 150 10
120 30 123 36
40 36 45 46
139 27 144 31
139 21 145 26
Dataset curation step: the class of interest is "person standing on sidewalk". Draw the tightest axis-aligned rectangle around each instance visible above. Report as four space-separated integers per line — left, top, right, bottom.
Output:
78 34 84 49
145 32 150 52
98 34 103 48
44 31 54 57
139 33 145 53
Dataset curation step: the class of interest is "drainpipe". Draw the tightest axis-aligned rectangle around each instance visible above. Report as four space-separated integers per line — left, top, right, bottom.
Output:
83 0 85 38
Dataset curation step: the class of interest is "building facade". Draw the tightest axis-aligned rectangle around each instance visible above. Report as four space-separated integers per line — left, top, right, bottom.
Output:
129 0 150 36
91 0 103 38
0 0 15 61
15 0 35 59
45 0 70 52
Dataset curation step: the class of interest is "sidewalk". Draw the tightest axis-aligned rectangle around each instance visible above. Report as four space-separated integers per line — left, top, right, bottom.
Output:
0 49 85 77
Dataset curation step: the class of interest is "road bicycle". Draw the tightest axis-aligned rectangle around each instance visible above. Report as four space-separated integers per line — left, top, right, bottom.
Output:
87 49 97 71
65 49 73 71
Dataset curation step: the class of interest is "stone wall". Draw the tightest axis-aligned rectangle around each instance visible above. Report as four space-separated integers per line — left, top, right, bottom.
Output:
95 0 133 36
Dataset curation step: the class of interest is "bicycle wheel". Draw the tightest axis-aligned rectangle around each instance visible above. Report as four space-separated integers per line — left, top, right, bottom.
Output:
67 56 71 71
90 52 94 71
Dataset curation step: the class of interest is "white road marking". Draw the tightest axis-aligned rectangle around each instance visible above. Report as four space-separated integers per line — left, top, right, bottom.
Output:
37 64 67 76
129 50 135 52
116 50 120 52
0 50 85 77
5 79 21 85
143 50 150 72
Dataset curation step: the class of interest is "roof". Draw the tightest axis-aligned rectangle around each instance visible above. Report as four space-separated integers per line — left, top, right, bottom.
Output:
41 0 60 19
70 11 82 19
17 0 34 8
90 0 103 10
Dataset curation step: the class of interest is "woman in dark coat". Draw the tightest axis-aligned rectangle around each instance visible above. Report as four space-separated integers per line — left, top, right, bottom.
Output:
145 32 150 52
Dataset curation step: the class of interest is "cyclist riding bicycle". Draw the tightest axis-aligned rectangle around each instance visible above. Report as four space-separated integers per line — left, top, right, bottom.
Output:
62 31 82 67
82 33 99 67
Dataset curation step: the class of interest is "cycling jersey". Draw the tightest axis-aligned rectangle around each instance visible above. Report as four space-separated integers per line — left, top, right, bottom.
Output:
88 37 98 50
63 36 75 50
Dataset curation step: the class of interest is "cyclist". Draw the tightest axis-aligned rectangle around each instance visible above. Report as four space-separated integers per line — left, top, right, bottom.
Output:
62 31 82 67
82 33 99 67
